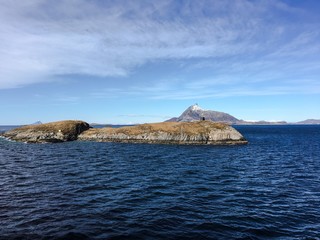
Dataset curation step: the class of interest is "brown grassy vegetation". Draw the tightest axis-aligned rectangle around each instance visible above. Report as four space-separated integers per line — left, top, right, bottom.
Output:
14 120 89 134
83 121 228 136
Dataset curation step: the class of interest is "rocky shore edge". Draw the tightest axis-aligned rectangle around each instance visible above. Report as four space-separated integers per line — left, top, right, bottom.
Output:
1 120 248 145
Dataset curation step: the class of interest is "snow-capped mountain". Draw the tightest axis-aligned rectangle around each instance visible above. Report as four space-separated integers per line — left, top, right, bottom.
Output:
167 104 240 124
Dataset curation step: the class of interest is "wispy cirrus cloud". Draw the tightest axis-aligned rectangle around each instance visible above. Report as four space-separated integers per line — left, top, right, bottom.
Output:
90 72 320 100
0 0 319 101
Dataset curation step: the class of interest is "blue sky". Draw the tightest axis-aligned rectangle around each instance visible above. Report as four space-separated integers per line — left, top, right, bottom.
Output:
0 0 320 125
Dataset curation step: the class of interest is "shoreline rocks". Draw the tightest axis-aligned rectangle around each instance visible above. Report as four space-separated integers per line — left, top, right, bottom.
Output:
1 120 247 145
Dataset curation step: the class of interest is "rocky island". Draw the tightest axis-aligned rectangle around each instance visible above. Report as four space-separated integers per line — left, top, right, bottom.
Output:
2 120 247 145
2 120 90 143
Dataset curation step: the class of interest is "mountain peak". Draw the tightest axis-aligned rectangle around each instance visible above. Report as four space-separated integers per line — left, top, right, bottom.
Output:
166 104 240 124
30 121 42 125
189 104 203 111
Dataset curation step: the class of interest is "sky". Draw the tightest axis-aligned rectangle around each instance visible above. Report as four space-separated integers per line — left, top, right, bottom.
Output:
0 0 320 125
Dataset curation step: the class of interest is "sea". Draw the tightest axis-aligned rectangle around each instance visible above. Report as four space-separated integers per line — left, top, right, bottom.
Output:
0 125 319 240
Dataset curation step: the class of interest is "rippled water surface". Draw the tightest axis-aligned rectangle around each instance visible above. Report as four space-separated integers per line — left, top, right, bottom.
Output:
1 125 320 239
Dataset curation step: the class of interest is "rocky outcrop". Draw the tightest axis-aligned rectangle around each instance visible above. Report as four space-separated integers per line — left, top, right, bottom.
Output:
78 121 247 145
1 120 247 145
2 120 90 143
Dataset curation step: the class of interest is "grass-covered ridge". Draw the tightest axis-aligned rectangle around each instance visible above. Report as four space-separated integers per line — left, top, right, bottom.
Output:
17 120 88 132
79 121 247 145
85 121 227 136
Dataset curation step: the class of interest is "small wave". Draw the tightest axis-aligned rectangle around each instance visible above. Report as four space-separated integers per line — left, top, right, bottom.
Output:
0 125 320 239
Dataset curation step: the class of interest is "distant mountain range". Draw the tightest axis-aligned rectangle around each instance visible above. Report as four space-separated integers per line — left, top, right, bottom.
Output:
21 107 320 127
296 119 320 124
166 104 320 125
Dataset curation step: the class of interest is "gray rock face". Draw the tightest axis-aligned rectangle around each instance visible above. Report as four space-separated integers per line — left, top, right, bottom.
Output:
78 121 248 145
2 120 90 143
167 104 240 124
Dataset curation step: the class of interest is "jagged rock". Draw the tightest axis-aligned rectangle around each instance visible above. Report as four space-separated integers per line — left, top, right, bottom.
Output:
78 121 247 145
2 120 90 143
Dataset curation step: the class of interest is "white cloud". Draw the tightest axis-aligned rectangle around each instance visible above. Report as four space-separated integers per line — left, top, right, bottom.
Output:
0 0 319 95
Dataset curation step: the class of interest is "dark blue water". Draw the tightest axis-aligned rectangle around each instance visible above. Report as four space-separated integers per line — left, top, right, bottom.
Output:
0 126 19 134
1 125 320 239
